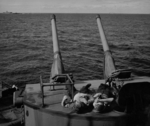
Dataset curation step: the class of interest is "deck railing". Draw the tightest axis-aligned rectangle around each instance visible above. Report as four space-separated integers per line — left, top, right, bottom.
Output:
40 74 74 107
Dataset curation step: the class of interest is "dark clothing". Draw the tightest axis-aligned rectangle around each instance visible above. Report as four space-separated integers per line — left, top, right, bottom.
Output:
97 84 114 98
79 83 91 93
2 88 17 97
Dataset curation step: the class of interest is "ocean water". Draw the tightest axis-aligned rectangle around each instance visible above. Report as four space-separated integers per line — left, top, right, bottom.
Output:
0 13 150 87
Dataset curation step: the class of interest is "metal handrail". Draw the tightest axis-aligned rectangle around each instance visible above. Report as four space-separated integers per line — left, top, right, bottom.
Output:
40 74 74 107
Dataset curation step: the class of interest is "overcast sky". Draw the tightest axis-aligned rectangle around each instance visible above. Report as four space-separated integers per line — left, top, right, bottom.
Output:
0 0 150 14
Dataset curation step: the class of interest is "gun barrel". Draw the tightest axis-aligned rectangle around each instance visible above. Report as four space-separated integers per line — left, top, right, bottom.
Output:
50 15 64 81
96 15 109 52
51 14 60 54
96 15 116 80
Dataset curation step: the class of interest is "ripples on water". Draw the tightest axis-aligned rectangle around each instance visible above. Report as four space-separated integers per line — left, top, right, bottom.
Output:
0 13 150 87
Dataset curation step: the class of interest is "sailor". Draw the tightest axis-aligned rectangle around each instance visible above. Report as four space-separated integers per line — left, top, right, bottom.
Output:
74 83 94 105
61 83 95 113
93 83 115 113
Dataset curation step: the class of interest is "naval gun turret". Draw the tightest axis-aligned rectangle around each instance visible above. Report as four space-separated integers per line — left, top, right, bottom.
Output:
22 14 150 126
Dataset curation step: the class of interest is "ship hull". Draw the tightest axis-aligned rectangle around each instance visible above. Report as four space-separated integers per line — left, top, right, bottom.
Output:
24 103 128 126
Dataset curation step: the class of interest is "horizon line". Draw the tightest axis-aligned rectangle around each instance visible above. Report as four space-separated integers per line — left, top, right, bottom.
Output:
1 12 150 15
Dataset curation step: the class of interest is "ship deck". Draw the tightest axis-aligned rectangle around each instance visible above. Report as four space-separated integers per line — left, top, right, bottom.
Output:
23 79 127 117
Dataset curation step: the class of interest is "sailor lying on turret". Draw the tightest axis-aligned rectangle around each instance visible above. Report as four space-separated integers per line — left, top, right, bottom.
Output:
93 84 115 113
61 83 94 113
